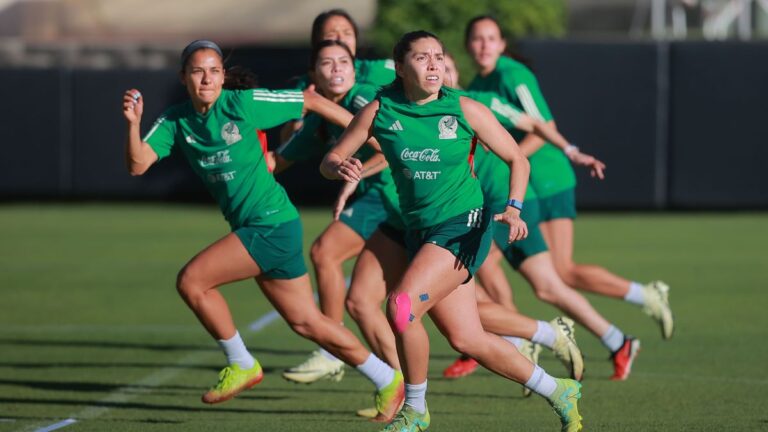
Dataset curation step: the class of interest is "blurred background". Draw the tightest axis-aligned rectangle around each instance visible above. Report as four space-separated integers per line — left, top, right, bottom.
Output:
1 0 766 209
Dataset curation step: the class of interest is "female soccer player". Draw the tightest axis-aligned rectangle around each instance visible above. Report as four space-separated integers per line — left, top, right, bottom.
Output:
121 40 404 419
270 40 401 384
322 31 582 432
465 15 675 378
277 9 398 379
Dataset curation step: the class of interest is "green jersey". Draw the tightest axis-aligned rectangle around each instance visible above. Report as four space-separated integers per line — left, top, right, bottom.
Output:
473 143 537 214
468 56 575 198
374 86 483 229
293 58 396 89
144 88 303 229
277 83 399 203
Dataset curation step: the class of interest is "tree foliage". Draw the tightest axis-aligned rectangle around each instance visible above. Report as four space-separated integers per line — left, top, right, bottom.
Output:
366 0 565 86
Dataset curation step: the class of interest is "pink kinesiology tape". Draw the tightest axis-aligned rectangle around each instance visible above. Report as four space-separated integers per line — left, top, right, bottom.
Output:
392 293 412 333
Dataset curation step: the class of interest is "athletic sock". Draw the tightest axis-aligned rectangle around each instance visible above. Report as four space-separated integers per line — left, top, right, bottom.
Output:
524 365 557 398
600 325 625 352
503 336 524 348
319 348 340 362
217 331 255 369
624 282 646 306
405 380 428 413
356 353 395 390
531 320 557 349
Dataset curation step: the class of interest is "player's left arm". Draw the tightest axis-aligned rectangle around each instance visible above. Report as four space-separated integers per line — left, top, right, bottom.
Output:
461 96 528 242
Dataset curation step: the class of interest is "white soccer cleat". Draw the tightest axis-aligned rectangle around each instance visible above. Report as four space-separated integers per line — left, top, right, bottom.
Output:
282 350 345 384
642 281 674 340
550 317 585 382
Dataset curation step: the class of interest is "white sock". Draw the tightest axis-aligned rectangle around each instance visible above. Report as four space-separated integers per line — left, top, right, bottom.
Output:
600 325 625 352
217 331 255 369
319 348 340 362
531 321 557 349
624 282 646 306
503 336 524 348
405 380 428 413
356 353 395 390
524 365 557 398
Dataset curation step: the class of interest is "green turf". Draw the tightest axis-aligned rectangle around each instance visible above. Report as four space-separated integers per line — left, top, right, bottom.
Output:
1 204 767 431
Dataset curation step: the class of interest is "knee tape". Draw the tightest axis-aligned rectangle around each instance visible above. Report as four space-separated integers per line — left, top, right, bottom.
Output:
390 292 413 334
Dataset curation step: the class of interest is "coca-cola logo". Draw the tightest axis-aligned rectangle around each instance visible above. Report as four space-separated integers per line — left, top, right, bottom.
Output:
400 148 441 162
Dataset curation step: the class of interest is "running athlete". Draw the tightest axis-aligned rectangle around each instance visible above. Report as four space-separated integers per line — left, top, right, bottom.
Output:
442 52 606 381
121 40 404 419
271 40 399 384
277 10 398 380
466 15 674 376
322 31 582 432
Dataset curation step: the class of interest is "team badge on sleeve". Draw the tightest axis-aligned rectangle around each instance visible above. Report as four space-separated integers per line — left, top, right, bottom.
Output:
438 116 458 139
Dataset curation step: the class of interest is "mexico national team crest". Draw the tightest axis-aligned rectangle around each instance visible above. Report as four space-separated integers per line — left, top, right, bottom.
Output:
438 115 458 139
221 121 242 145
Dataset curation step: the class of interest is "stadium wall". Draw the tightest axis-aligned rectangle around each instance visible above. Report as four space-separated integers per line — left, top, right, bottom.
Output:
1 41 766 209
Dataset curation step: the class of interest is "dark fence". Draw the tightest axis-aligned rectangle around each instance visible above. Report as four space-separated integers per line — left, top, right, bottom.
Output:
1 41 766 209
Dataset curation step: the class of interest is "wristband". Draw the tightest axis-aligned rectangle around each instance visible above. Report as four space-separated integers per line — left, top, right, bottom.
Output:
506 199 523 211
564 144 579 155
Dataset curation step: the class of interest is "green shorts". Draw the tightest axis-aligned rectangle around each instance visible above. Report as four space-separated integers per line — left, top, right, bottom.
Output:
378 222 407 249
234 218 307 280
491 201 548 270
405 207 493 280
339 188 389 240
537 188 577 222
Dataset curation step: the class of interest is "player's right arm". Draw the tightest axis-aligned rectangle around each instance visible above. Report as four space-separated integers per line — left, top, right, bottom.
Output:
320 101 379 182
122 89 159 176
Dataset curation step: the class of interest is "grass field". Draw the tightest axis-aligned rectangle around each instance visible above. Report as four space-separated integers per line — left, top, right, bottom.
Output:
1 204 767 431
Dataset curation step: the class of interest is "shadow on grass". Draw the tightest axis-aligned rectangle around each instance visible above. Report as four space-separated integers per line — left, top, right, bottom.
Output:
0 338 315 357
0 397 352 416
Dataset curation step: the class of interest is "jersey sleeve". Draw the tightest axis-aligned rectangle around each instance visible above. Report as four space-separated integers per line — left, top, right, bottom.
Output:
350 84 379 114
142 109 177 161
275 113 324 162
241 89 305 129
507 69 553 122
357 59 396 87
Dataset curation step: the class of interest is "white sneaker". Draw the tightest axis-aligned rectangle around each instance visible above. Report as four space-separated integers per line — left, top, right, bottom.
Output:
282 350 345 384
520 339 542 397
642 281 674 339
550 317 585 381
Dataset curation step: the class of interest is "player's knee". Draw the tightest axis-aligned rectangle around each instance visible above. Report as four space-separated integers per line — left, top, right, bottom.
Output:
310 238 335 267
553 262 577 286
387 292 416 334
176 266 202 304
286 316 317 339
446 331 478 356
345 293 367 321
533 282 560 304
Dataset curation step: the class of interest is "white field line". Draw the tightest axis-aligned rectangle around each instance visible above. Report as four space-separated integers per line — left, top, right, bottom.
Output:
15 309 282 432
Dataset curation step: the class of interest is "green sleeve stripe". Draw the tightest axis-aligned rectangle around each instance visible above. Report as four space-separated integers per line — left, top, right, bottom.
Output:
142 116 166 142
515 84 544 121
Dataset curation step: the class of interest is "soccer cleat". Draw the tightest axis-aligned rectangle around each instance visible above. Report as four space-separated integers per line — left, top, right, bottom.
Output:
370 370 405 422
610 337 641 381
642 281 674 340
547 378 583 432
380 402 430 432
442 355 479 379
201 361 264 404
356 407 379 419
550 317 585 381
282 350 345 384
520 340 542 397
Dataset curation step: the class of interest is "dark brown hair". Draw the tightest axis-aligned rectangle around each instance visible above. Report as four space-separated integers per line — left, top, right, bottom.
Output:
311 9 359 47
